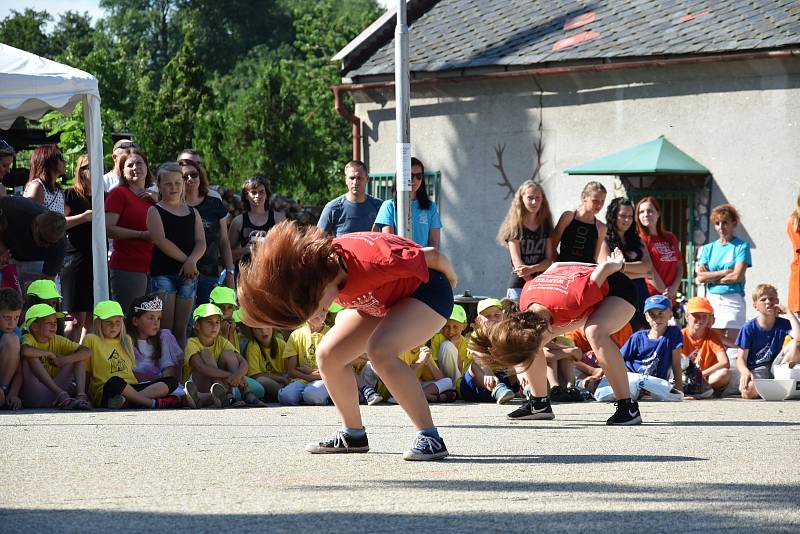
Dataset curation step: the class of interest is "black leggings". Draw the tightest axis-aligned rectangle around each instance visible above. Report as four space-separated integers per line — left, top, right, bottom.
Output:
100 376 178 407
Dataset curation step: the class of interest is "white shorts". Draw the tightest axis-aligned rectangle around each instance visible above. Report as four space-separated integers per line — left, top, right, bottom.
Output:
707 292 746 329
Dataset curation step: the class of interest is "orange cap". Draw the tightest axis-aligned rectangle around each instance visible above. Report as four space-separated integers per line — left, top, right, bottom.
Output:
686 296 714 314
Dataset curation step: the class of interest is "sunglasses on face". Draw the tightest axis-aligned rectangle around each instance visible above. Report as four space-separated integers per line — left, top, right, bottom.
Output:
183 171 199 180
117 142 138 150
411 172 424 180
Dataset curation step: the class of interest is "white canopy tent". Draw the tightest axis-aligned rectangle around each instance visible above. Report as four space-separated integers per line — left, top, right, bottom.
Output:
0 43 108 302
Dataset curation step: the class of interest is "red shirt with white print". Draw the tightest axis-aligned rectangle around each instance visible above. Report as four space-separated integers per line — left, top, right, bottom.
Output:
520 264 608 327
642 231 683 295
334 232 429 317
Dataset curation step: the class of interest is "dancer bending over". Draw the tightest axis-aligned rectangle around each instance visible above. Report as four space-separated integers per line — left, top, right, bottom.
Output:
470 249 643 425
238 222 458 461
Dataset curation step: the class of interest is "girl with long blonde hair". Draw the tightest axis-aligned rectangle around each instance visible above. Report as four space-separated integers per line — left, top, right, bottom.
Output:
497 180 554 301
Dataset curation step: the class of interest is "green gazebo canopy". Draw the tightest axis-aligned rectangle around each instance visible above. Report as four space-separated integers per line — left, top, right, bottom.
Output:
565 136 709 175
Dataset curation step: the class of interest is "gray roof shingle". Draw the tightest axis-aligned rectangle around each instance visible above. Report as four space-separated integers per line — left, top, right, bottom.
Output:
342 0 800 77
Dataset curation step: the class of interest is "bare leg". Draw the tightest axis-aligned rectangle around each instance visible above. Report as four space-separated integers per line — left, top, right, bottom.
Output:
316 309 381 430
160 292 177 338
172 295 193 348
584 296 635 400
366 299 446 430
558 358 576 388
517 351 548 397
122 382 170 407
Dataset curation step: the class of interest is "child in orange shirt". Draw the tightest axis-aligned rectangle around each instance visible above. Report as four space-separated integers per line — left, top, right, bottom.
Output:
681 297 731 396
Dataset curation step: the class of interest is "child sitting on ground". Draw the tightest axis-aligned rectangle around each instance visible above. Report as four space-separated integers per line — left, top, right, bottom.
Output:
430 304 470 384
566 323 633 391
243 323 288 402
21 303 91 409
84 300 180 409
126 294 185 388
542 335 585 402
736 284 800 399
184 303 264 408
681 296 731 397
390 345 455 403
209 286 240 350
621 295 683 390
277 309 331 406
0 288 23 410
456 299 516 404
25 279 66 336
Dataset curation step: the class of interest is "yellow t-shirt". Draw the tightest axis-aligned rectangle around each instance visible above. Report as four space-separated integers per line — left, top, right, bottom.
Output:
245 335 287 377
283 324 329 370
83 334 137 405
184 336 238 379
377 348 439 398
429 332 471 373
23 333 81 378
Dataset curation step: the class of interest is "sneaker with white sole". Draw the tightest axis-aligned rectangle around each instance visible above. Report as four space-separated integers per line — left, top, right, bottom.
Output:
507 396 555 420
363 386 384 406
402 433 449 461
305 430 370 454
606 400 642 425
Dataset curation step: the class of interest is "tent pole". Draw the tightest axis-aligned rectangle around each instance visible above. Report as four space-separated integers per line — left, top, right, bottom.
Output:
84 95 109 303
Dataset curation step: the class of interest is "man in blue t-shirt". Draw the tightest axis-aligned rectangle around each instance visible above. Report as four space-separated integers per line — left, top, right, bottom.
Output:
736 284 800 399
317 160 383 237
621 295 684 386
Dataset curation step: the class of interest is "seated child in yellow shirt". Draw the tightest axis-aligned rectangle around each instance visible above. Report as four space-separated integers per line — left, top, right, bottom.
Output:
0 288 23 410
243 324 288 402
209 286 240 351
84 301 180 409
277 312 330 406
375 345 455 403
454 299 516 404
184 303 265 408
21 303 91 409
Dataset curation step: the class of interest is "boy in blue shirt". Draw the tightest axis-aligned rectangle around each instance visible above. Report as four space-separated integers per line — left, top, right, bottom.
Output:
736 284 800 399
621 295 684 390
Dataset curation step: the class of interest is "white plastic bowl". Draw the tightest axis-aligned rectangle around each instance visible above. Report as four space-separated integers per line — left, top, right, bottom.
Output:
753 379 795 401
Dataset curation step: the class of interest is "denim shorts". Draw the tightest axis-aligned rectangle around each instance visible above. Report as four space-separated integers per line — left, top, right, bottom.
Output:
151 274 198 299
410 269 454 320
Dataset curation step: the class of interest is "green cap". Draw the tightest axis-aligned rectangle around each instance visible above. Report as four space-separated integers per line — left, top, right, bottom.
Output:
232 309 244 323
209 286 237 307
449 304 467 324
26 279 62 300
24 303 65 329
477 298 503 315
193 303 223 321
329 302 344 313
94 300 124 320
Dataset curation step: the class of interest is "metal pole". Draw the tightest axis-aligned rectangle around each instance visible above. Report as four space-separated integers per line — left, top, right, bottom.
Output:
395 0 412 240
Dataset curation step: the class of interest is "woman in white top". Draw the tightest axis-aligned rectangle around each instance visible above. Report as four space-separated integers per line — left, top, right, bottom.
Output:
24 145 66 214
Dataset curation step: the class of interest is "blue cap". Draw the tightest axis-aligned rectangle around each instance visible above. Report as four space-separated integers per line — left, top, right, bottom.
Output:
643 294 671 313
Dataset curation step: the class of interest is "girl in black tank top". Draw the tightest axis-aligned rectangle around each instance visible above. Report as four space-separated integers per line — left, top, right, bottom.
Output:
238 209 276 264
554 182 607 263
150 205 198 275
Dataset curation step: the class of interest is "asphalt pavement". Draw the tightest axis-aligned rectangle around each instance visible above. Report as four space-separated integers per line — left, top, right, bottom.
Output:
1 398 799 533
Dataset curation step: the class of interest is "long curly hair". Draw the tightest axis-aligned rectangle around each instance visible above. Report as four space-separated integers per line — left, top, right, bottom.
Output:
468 310 551 371
605 197 643 261
497 180 553 245
237 220 341 328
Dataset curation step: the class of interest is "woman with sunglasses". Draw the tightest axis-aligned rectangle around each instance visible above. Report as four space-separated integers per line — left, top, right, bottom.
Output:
181 160 235 306
24 145 66 214
373 157 442 248
61 155 95 341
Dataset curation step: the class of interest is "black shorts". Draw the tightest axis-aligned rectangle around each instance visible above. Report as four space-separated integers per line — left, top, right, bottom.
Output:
606 272 638 309
410 269 454 320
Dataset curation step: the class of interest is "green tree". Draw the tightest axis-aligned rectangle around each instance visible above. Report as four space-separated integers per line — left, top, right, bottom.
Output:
0 8 53 57
51 11 97 62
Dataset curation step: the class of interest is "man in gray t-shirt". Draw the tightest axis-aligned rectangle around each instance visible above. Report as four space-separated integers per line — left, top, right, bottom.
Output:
317 160 383 236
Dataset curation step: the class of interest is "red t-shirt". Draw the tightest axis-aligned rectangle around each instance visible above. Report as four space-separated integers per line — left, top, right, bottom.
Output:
334 232 429 317
642 232 682 295
105 186 154 273
520 264 608 327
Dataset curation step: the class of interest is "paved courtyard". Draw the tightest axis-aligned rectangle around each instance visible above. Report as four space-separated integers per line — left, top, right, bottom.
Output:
1 398 799 533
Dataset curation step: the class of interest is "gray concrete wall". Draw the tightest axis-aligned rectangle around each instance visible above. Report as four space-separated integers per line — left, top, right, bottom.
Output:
353 58 800 316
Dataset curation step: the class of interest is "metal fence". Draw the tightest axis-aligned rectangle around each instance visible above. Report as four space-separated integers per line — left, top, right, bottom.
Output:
367 171 442 204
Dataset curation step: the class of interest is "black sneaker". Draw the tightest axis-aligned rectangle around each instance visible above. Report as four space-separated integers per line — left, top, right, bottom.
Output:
305 430 370 454
606 400 642 425
507 396 555 420
565 386 585 403
402 433 449 461
549 385 572 403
